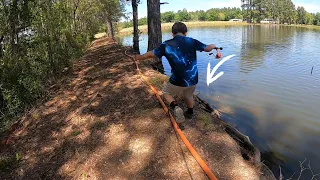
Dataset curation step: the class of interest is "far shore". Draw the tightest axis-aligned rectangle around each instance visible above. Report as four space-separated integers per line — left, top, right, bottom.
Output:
118 21 248 35
278 23 320 30
94 21 320 38
95 21 248 38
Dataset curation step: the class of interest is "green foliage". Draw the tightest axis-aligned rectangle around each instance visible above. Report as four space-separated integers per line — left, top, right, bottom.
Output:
313 13 320 25
15 153 21 161
297 6 307 24
161 11 175 22
116 3 320 30
242 0 319 25
0 0 124 130
207 9 219 21
118 7 243 28
121 21 133 28
198 10 207 21
99 0 124 21
0 155 16 170
72 131 82 137
175 9 191 22
218 13 226 21
138 17 147 26
304 12 314 25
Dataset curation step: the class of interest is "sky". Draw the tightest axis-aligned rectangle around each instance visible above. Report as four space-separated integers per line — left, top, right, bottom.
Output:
123 0 320 19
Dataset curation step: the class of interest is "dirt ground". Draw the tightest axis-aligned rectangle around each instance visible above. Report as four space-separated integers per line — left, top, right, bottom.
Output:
0 38 275 180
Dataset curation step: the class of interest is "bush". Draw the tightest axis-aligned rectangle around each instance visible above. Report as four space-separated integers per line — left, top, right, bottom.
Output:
138 17 147 26
161 11 175 22
175 9 191 22
198 10 207 21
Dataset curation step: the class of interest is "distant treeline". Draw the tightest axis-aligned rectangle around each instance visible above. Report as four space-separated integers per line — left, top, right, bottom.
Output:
243 0 320 25
120 8 243 28
120 2 320 29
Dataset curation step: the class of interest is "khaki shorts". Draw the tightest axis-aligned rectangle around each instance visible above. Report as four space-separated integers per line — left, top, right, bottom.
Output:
162 82 196 100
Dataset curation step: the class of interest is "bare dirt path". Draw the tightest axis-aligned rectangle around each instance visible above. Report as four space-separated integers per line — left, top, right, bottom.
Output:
0 38 274 180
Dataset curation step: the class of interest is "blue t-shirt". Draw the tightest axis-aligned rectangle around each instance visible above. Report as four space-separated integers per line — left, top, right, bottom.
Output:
152 35 207 87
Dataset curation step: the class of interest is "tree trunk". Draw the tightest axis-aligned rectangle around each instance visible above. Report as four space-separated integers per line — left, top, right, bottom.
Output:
132 0 140 54
147 0 162 51
9 0 18 53
72 0 80 36
106 17 115 40
147 0 164 73
0 36 3 58
45 27 54 73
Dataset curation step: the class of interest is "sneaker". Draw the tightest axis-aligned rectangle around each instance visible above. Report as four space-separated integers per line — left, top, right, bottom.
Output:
184 112 195 120
179 123 185 130
174 106 186 123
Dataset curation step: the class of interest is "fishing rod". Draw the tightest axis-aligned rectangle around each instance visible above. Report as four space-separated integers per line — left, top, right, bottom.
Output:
209 47 223 59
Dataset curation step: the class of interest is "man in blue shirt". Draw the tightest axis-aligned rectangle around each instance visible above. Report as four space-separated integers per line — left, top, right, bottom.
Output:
134 22 218 124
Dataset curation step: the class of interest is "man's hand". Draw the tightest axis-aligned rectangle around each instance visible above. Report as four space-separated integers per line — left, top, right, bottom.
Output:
135 51 156 61
204 44 217 52
128 54 137 60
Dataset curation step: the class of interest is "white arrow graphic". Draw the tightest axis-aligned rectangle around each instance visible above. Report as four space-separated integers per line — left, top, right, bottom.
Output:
207 54 236 86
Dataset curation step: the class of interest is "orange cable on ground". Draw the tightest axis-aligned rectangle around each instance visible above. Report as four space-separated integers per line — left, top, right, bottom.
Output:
125 50 218 180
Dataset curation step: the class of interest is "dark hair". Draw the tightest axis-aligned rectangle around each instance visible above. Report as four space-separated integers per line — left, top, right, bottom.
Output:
172 22 188 35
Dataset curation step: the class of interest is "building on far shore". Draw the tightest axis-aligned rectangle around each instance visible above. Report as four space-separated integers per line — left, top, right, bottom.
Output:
241 0 253 22
229 19 243 22
260 19 276 24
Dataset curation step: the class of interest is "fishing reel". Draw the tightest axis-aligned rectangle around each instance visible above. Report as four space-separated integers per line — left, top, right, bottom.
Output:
208 47 223 59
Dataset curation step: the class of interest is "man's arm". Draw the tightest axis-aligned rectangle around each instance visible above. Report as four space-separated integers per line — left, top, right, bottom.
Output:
204 44 217 52
135 51 156 61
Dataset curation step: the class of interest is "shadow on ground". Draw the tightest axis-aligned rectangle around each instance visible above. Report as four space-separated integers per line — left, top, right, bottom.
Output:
0 38 273 180
0 38 206 179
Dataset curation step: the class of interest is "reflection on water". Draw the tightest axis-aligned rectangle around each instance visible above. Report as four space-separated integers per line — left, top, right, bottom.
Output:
118 25 320 179
240 25 266 74
240 25 297 74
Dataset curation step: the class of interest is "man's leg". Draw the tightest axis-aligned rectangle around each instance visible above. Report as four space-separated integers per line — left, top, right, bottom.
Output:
162 83 185 123
163 93 175 106
183 85 196 118
185 96 194 108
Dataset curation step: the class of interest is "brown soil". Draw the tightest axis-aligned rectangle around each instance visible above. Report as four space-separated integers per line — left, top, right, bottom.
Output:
0 38 275 180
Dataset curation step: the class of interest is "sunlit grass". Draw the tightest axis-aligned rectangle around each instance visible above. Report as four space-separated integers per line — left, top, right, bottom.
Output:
281 24 320 30
94 21 320 38
94 32 107 39
72 131 82 137
149 76 168 89
117 21 248 35
197 113 215 131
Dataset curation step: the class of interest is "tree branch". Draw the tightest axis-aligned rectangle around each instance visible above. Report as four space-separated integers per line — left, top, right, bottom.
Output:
297 158 307 180
279 166 284 180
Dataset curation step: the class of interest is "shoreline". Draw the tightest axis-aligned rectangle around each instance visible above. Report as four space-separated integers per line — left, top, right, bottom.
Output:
124 44 276 179
119 21 248 35
95 21 320 38
95 21 248 38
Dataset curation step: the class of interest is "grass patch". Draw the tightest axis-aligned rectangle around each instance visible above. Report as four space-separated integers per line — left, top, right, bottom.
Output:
94 32 107 39
198 113 211 124
32 112 40 120
0 114 19 135
15 153 21 161
72 131 82 137
280 24 320 30
0 154 19 170
197 113 215 131
149 75 168 89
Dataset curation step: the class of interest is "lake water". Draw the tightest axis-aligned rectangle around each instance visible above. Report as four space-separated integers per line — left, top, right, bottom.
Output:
118 25 320 178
